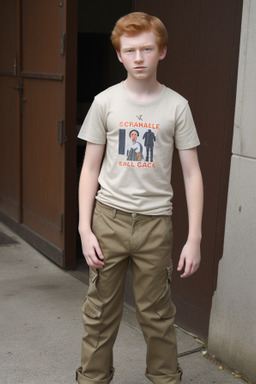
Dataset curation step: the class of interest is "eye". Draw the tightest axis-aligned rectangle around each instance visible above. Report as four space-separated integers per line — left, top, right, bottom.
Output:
125 49 134 54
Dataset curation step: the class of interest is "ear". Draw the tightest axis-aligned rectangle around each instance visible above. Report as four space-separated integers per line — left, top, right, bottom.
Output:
159 46 167 61
116 50 123 63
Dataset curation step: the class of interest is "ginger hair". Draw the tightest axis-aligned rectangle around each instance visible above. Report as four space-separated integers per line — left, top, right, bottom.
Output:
111 12 168 52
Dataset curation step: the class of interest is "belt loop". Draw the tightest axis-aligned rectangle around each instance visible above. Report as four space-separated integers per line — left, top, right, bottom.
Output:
112 208 117 219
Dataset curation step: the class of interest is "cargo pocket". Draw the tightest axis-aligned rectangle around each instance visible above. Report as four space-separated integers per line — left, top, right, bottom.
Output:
155 266 176 319
82 297 102 348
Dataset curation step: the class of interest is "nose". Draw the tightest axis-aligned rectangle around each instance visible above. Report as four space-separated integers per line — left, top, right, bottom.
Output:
134 49 143 63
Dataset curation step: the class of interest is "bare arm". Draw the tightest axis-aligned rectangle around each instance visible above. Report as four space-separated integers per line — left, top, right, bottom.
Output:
177 148 203 278
78 142 105 268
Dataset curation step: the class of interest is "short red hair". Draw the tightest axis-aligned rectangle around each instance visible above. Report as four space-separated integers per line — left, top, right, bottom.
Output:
111 12 168 52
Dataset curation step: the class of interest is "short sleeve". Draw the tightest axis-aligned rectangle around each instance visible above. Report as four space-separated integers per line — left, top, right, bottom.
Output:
78 98 107 144
174 103 200 150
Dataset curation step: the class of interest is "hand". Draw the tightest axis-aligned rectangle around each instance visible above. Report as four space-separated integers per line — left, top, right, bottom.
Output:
177 239 201 278
80 231 104 269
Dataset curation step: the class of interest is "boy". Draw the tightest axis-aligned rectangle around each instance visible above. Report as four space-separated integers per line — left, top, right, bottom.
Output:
76 12 203 384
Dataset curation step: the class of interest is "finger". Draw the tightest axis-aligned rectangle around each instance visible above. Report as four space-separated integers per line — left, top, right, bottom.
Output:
180 270 191 278
84 251 104 269
180 261 199 278
86 257 104 269
93 246 104 268
91 260 104 269
177 256 185 271
179 259 192 278
95 245 104 261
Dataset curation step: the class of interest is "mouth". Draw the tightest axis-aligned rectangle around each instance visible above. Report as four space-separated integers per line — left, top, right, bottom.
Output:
134 66 146 72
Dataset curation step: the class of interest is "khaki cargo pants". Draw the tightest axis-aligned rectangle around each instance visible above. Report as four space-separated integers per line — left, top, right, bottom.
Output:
76 201 182 384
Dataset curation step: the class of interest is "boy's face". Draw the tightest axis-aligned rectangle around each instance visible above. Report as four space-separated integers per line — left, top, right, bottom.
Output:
130 131 138 142
117 31 166 81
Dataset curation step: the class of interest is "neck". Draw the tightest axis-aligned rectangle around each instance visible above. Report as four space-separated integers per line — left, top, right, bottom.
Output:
123 76 162 102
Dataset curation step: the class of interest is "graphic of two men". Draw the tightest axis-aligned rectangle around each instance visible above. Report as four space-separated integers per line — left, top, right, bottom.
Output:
127 129 156 162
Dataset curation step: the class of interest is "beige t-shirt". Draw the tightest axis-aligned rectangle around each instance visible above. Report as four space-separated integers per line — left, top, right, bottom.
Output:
78 82 200 215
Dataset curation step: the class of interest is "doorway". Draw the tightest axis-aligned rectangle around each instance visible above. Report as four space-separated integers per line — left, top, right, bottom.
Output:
76 0 133 262
75 0 242 340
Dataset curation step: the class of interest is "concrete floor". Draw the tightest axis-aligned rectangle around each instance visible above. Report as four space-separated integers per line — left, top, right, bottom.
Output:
0 221 249 384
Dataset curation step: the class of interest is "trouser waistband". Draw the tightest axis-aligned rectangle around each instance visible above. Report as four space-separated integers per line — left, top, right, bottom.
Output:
95 200 165 220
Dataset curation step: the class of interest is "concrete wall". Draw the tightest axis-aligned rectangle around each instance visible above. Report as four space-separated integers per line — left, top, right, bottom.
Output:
208 1 256 381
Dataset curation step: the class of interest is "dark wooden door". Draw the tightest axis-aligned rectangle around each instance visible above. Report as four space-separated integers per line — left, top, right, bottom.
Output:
0 0 77 268
21 0 67 262
135 0 243 339
0 0 21 221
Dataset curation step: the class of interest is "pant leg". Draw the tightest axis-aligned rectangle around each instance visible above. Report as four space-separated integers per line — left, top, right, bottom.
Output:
76 203 130 384
131 215 182 384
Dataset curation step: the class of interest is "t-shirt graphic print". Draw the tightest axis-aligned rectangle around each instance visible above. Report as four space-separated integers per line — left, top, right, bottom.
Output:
119 119 158 167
